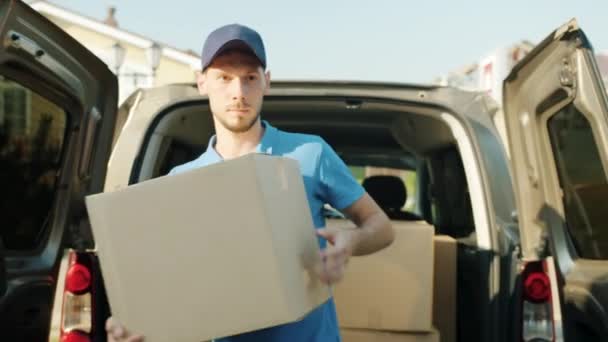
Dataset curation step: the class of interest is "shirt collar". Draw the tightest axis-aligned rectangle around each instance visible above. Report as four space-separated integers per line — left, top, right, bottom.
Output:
201 120 277 163
256 120 277 155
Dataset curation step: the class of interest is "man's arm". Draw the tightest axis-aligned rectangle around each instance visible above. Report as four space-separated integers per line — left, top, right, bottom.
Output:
316 193 394 284
339 192 394 256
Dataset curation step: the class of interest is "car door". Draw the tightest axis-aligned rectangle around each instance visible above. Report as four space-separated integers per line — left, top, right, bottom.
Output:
504 19 608 340
0 0 117 340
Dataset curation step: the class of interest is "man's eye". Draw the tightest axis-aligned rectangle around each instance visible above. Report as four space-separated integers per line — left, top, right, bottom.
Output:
248 75 257 81
220 75 230 81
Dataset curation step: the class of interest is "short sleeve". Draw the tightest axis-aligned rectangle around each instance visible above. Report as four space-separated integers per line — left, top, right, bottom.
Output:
317 139 365 210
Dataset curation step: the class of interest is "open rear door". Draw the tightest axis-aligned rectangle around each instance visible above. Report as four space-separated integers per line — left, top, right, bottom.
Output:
504 19 608 340
0 1 117 340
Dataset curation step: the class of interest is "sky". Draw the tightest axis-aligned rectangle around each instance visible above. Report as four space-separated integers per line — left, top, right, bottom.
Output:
49 0 607 84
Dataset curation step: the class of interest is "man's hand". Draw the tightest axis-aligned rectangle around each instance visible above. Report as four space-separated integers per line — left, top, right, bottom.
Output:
314 193 394 285
106 317 145 342
339 193 394 256
315 227 360 285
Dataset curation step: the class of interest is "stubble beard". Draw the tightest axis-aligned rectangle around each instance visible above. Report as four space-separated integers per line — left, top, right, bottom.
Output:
215 109 261 134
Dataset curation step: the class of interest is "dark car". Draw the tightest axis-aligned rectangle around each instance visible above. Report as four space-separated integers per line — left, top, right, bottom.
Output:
0 1 606 341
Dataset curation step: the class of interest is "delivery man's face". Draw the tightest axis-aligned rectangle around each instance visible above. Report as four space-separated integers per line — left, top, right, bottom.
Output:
198 50 271 133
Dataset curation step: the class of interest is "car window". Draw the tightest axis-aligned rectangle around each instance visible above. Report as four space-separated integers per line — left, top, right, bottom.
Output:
547 103 608 259
0 76 67 250
349 165 417 211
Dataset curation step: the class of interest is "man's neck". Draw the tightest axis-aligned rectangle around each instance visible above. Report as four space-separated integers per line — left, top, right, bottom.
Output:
213 119 264 160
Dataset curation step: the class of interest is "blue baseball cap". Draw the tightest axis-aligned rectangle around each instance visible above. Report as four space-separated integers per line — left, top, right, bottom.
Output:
201 24 267 71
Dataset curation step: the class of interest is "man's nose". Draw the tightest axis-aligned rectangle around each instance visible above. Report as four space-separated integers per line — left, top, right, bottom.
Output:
230 77 247 100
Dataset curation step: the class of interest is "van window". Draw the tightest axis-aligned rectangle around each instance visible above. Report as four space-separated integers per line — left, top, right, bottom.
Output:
349 165 417 211
547 104 608 259
0 76 67 250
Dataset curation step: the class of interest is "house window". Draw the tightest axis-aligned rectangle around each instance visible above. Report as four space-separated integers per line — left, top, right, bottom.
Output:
0 84 30 135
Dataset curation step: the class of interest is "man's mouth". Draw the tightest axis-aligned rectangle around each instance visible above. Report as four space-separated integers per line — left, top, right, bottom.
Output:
228 108 250 113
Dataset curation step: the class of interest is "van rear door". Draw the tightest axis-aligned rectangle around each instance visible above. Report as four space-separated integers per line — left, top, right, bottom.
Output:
0 1 117 340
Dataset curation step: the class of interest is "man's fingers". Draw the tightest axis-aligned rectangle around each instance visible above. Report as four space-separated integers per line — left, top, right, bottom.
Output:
318 264 345 285
316 228 336 245
106 316 117 331
105 316 145 341
127 335 145 342
315 255 333 285
112 327 126 340
317 247 348 285
320 245 348 263
106 316 134 341
314 258 328 281
317 228 356 285
321 246 349 270
106 317 125 338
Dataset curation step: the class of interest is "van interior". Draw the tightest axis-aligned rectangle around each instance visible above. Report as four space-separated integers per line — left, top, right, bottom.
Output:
127 96 498 342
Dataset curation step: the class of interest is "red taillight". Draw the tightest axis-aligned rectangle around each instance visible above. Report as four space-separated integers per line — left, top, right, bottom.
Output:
61 330 91 342
524 271 551 303
521 260 555 342
65 263 92 294
61 251 95 341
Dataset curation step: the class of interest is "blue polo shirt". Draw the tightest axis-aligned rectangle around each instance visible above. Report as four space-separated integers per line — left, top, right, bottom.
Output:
169 121 365 342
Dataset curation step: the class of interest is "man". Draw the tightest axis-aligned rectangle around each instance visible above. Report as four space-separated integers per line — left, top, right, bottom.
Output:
107 23 394 342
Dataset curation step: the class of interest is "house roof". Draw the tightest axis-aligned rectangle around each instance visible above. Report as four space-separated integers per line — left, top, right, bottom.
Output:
28 0 201 69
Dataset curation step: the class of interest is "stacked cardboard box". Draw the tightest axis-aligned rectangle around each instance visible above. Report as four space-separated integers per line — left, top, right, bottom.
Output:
432 236 457 342
86 154 330 341
341 327 440 342
329 219 457 342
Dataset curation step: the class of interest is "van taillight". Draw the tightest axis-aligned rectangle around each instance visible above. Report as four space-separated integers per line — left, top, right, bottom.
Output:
524 271 551 303
61 251 93 342
62 330 91 342
521 260 555 342
65 263 92 294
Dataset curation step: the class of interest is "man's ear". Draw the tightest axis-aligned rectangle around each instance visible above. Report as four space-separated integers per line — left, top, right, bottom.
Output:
196 70 207 96
264 70 271 95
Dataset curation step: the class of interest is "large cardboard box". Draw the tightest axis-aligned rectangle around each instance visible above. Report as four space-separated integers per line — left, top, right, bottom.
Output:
341 327 440 342
432 236 457 342
333 221 435 332
85 154 330 341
